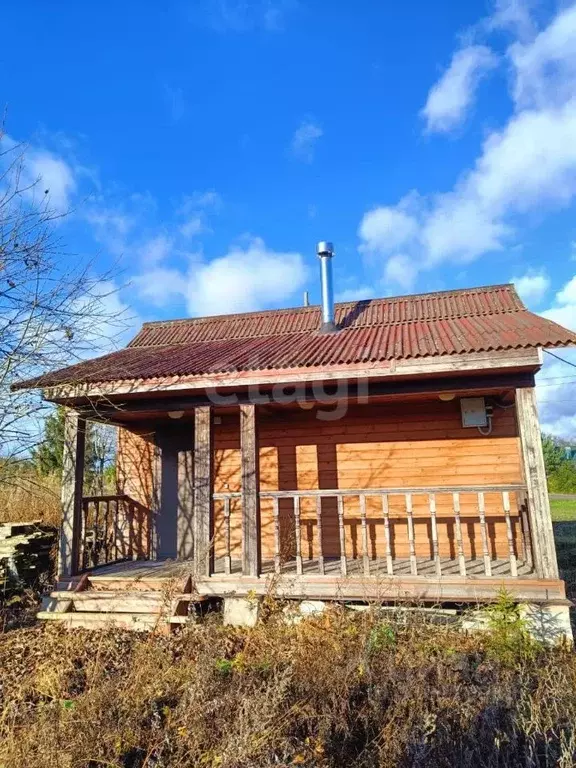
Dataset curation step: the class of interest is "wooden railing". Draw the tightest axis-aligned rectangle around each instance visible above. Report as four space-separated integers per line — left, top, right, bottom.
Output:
214 485 533 579
80 494 151 570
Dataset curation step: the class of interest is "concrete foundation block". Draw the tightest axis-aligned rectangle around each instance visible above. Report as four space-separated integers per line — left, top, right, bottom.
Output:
223 597 259 628
282 600 327 625
460 609 492 633
299 600 327 616
461 603 573 645
41 596 72 613
521 603 573 645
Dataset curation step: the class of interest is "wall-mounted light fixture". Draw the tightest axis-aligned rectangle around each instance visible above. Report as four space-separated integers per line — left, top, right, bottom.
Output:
168 410 185 419
438 393 456 402
300 400 315 410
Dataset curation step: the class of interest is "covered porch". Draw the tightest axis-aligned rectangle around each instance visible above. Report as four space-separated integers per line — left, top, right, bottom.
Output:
54 375 566 607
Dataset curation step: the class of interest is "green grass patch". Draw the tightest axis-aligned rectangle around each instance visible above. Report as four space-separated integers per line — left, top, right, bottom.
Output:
550 497 576 521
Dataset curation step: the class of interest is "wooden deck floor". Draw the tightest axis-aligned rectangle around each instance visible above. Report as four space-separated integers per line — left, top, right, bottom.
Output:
45 554 565 611
87 556 532 582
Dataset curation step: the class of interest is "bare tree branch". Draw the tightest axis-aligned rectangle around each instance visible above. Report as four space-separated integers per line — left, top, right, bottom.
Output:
0 131 128 483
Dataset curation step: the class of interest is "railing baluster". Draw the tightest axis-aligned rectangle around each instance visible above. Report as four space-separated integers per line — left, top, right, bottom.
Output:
91 500 99 566
452 492 466 577
224 497 232 575
337 495 347 577
273 497 281 574
502 491 518 578
252 484 528 580
113 499 119 562
316 496 325 574
429 493 441 578
518 492 533 570
360 494 370 576
406 493 417 576
80 499 87 570
477 492 492 576
294 496 303 576
382 494 393 576
105 500 111 563
77 494 155 570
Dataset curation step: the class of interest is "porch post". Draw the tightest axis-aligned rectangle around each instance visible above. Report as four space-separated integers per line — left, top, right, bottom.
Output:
515 387 559 579
194 406 213 576
59 410 86 578
240 403 260 576
150 441 161 559
178 447 195 559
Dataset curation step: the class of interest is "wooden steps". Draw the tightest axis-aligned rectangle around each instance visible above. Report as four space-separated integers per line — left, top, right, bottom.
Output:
38 563 201 631
47 590 194 614
37 611 189 631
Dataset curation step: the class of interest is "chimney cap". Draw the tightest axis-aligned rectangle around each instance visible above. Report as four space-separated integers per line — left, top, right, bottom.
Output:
316 241 334 257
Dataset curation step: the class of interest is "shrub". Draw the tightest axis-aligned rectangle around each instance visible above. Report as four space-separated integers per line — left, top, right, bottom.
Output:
548 461 576 493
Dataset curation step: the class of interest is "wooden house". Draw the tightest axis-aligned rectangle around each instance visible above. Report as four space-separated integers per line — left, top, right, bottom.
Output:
17 270 576 631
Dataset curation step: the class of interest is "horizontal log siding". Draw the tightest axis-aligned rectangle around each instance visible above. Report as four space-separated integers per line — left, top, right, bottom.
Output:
115 397 524 565
116 428 156 509
212 399 523 562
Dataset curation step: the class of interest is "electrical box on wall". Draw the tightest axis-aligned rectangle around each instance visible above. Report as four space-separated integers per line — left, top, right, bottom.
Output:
460 397 488 428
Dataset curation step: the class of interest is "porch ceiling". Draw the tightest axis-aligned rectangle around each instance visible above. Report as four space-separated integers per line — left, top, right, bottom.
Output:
70 373 524 424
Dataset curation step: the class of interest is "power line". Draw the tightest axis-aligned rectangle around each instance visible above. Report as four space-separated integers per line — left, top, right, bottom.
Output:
543 348 576 369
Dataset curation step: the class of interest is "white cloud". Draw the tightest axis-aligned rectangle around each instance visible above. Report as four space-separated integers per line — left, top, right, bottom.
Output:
72 279 139 358
1 134 77 214
132 236 308 316
422 45 498 133
177 189 221 238
138 234 173 267
187 237 308 315
543 274 576 331
358 204 418 255
335 286 375 303
291 120 323 163
200 0 296 33
359 2 576 284
132 267 185 307
26 149 77 213
536 347 576 438
555 275 576 307
421 195 508 265
384 254 418 291
536 270 576 437
84 189 220 284
509 4 576 107
85 206 136 256
511 270 550 305
489 0 536 38
180 216 204 239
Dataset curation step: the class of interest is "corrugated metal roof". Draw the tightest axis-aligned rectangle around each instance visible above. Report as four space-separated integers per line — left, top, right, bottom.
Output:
15 284 576 389
129 283 524 347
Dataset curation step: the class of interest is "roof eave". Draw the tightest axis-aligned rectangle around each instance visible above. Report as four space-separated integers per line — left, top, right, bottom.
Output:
40 347 544 404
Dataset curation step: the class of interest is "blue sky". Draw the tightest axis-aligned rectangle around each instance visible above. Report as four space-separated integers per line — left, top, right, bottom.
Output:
2 0 576 435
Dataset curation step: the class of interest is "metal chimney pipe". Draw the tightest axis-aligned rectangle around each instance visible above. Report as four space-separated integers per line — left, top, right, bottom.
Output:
317 241 336 333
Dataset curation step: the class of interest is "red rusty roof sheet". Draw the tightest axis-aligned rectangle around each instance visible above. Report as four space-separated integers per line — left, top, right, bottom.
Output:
129 283 525 347
15 284 576 389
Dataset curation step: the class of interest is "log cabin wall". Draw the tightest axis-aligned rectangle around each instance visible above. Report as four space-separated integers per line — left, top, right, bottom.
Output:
116 427 156 509
117 395 524 565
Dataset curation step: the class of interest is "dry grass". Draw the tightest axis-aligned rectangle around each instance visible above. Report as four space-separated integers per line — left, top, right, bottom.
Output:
0 471 60 527
0 603 575 767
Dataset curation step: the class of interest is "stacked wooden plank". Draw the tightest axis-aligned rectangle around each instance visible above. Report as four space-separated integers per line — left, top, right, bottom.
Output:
39 561 197 631
0 521 56 592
